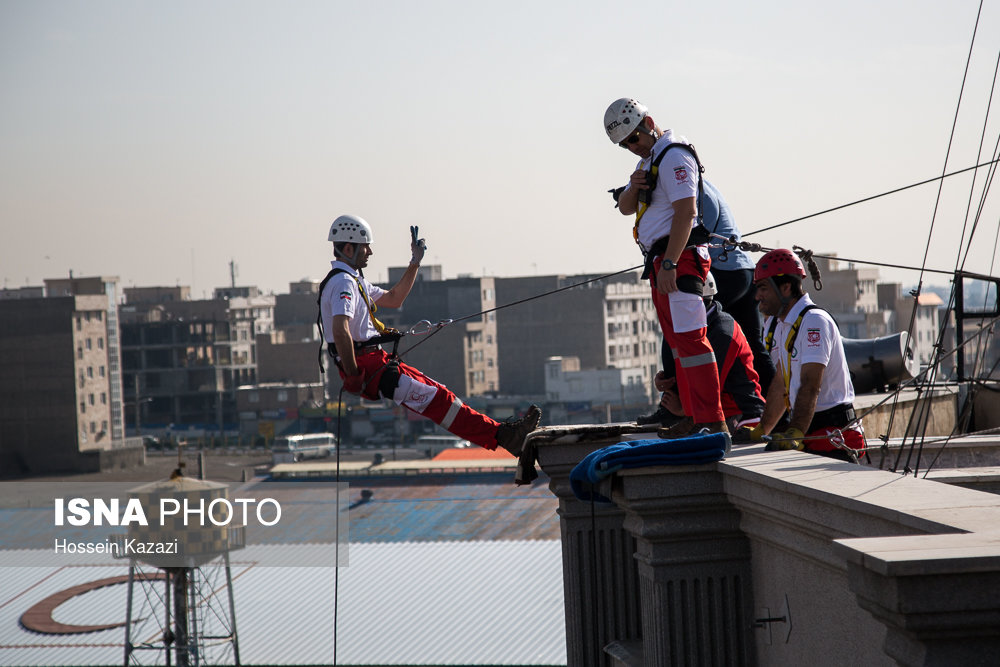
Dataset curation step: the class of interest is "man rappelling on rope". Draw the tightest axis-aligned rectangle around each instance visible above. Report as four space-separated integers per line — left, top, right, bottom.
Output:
318 214 541 456
734 249 866 461
605 97 727 436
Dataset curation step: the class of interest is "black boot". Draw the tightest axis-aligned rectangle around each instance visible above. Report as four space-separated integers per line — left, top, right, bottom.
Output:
636 405 684 427
496 405 542 456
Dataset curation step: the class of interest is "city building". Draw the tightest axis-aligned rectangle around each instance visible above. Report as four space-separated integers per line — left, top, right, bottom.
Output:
495 272 660 403
543 356 650 424
811 256 890 339
0 276 128 474
0 285 45 300
879 282 944 368
235 381 325 441
378 268 499 398
119 287 275 437
122 285 190 304
273 279 324 358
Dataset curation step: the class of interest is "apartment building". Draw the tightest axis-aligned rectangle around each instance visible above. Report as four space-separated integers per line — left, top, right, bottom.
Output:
495 272 660 402
0 276 125 474
878 283 944 368
811 257 890 339
379 268 498 397
120 287 275 433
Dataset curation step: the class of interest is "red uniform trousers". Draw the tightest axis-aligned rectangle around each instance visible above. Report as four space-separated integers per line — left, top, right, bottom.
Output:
710 309 764 424
343 349 501 450
650 248 725 424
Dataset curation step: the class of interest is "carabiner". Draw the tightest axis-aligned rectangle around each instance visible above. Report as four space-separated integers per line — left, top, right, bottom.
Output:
406 319 453 336
829 428 860 464
407 320 433 335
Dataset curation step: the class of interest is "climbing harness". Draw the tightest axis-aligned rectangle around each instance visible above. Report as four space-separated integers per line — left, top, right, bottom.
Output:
763 305 822 356
629 141 717 282
315 266 402 373
764 304 822 412
632 142 709 248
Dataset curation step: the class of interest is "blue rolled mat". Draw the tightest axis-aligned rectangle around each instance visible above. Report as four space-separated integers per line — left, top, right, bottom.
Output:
570 432 730 502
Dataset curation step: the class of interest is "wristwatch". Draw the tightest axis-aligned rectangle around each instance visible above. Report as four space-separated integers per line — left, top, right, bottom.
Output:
660 258 677 271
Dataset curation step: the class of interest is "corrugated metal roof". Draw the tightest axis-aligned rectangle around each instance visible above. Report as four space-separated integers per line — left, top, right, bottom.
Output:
340 474 560 543
1 473 561 553
1 472 565 665
0 541 566 666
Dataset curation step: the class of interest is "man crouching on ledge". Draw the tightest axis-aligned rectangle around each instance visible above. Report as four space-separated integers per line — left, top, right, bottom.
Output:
733 249 865 462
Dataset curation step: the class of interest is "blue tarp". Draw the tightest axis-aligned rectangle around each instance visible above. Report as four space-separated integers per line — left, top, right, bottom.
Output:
569 433 730 502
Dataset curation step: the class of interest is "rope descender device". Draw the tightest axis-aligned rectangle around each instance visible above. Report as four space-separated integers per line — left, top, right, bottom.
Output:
710 233 741 263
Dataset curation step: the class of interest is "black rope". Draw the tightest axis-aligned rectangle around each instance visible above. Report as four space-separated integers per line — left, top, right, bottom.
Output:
902 0 986 478
805 310 1000 469
743 158 1000 238
332 383 345 666
952 49 1000 392
726 238 957 277
398 265 644 358
453 266 643 325
956 47 1000 272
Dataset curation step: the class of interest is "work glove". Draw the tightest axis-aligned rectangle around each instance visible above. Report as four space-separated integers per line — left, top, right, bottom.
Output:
343 370 367 396
732 425 767 445
410 226 427 264
765 427 806 451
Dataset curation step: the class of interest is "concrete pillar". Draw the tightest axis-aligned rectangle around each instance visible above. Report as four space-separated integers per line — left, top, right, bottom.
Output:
613 465 755 666
532 425 651 667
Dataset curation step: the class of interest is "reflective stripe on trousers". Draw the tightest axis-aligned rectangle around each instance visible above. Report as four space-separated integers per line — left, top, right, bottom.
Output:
344 350 500 449
651 249 725 423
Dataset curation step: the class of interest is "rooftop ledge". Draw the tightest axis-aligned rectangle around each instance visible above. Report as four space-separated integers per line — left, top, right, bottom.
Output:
525 423 1000 667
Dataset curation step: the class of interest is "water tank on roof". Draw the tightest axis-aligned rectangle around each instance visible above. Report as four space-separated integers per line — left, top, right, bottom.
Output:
125 472 243 569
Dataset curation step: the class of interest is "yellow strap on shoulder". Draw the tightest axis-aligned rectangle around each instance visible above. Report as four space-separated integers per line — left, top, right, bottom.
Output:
350 275 389 335
632 164 659 246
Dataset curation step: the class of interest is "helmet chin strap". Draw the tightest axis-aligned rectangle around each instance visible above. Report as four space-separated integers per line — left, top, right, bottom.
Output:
769 276 801 318
768 277 789 305
334 244 363 272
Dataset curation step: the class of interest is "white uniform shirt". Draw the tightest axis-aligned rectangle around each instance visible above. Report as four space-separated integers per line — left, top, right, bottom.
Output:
622 129 700 251
763 293 855 412
320 260 386 344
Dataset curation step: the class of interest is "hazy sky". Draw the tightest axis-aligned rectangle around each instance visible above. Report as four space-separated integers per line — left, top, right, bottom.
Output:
3 0 1000 298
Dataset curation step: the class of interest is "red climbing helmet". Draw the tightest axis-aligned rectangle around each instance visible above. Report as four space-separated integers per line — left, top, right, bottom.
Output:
754 248 806 283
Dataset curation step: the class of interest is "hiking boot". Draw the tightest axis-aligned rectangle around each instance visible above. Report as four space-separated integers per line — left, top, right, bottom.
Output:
688 421 730 436
660 419 729 439
657 416 694 439
496 404 542 457
636 405 684 427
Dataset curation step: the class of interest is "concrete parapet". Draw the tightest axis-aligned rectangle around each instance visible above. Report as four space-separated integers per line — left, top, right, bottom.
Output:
530 424 1000 667
856 388 957 440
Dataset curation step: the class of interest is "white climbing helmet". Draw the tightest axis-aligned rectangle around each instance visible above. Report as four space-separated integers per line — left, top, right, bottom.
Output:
328 214 374 245
604 98 648 144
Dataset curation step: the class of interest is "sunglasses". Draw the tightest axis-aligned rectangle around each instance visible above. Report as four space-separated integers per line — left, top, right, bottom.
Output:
618 131 642 149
